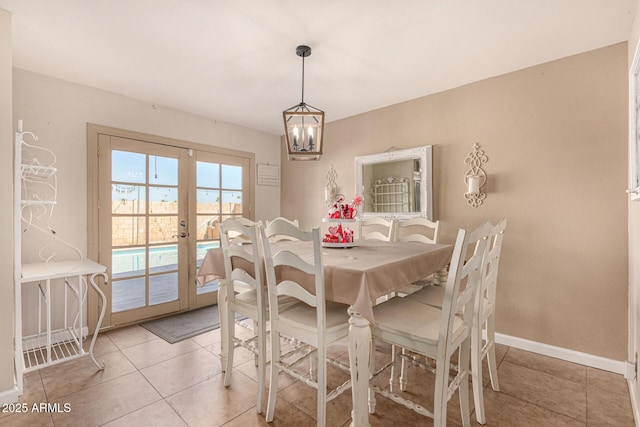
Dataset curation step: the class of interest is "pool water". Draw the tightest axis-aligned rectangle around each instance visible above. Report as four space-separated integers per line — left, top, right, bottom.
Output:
112 242 219 276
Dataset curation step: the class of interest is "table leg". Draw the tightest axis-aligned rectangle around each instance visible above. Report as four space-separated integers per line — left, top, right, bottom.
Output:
434 266 449 286
348 306 372 427
218 278 229 372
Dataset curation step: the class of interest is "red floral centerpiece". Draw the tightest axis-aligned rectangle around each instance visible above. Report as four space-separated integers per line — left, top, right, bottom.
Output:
323 195 362 245
323 224 354 243
326 194 363 220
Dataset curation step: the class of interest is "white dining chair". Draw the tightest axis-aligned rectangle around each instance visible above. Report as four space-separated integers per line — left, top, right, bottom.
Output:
396 217 440 244
261 220 351 427
395 217 441 295
219 218 267 413
360 216 399 302
368 222 492 427
264 217 300 241
226 216 264 244
410 218 507 424
359 216 397 241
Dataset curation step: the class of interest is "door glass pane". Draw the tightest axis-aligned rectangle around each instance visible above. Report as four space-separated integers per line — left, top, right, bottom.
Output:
196 215 220 241
149 156 178 186
112 247 146 277
221 190 242 215
197 189 220 213
149 215 178 244
221 214 241 223
221 164 242 189
149 187 178 214
150 272 178 305
197 162 220 188
112 185 146 214
112 151 145 183
112 277 145 312
149 244 178 274
112 217 146 247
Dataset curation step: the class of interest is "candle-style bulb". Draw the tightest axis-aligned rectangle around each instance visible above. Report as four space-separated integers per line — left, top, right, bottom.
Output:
292 126 299 150
308 126 314 150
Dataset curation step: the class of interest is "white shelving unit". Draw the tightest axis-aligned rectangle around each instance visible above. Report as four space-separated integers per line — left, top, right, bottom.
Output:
21 260 108 373
372 177 410 213
14 120 108 395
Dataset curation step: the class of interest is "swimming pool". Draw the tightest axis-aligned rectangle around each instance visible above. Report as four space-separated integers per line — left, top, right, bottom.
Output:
112 242 220 276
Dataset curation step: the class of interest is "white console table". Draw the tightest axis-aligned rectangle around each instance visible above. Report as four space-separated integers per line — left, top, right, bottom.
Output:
17 259 108 381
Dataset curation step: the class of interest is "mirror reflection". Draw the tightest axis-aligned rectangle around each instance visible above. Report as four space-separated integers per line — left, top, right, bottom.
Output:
355 146 433 220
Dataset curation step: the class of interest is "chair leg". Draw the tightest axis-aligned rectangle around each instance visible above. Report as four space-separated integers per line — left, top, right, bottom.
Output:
388 344 398 393
486 315 500 391
219 281 229 373
252 320 259 367
368 339 377 414
223 307 235 387
458 340 472 427
255 316 266 414
309 352 317 378
265 330 280 423
316 344 327 427
391 345 408 392
433 352 449 427
399 347 408 391
471 321 485 425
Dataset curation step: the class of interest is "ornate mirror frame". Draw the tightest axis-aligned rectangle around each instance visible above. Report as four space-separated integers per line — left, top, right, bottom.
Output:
354 145 433 220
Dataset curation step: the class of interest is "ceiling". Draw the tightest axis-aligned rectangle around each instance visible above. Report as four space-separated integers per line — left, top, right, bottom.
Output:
0 0 637 136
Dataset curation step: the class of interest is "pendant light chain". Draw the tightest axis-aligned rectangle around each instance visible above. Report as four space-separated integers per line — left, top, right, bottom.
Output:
300 53 305 105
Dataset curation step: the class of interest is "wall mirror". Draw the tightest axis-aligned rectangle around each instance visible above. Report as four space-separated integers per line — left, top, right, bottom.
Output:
355 145 433 220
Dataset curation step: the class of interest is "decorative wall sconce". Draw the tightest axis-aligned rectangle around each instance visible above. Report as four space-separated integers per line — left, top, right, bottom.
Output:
325 164 338 206
464 143 488 207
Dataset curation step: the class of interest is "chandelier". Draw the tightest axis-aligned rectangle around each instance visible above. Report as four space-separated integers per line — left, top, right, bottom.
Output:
283 45 324 161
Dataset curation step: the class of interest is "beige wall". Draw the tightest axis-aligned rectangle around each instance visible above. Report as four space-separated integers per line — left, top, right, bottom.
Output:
282 43 629 360
13 69 281 264
0 8 14 400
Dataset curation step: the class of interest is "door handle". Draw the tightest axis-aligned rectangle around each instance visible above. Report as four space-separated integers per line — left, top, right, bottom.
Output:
174 220 189 238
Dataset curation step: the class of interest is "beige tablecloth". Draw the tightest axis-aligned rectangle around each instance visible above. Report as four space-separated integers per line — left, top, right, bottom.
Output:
197 239 453 324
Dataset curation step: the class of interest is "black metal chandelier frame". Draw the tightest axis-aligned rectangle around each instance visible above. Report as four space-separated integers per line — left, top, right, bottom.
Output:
283 45 325 161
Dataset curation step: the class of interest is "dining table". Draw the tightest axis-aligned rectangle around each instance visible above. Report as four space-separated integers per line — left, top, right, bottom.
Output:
197 238 454 427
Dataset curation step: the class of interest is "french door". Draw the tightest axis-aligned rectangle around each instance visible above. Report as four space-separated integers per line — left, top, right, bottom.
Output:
88 126 253 329
190 149 250 309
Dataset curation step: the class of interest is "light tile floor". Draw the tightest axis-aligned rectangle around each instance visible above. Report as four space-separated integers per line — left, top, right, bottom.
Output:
2 322 635 426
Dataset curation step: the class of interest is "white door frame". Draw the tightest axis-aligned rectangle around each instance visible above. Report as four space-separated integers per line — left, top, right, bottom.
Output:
627 40 640 425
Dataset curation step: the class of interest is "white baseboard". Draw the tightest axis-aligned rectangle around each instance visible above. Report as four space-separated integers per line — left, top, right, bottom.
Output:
0 387 19 405
495 332 626 375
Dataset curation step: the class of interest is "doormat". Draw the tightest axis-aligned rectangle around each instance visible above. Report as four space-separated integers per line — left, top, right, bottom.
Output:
140 305 225 344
